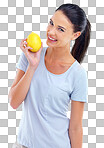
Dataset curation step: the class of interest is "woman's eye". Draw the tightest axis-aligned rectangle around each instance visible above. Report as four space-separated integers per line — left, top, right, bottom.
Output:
58 28 64 32
49 20 53 25
49 20 64 32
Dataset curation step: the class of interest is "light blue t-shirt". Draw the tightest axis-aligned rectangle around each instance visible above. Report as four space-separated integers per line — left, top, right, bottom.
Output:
16 47 88 148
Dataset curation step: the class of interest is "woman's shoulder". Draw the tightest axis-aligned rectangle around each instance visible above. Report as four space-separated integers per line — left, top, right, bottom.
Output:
74 61 88 80
75 60 87 73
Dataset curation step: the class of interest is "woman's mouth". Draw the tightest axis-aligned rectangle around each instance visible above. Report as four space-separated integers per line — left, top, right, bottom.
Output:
48 36 57 42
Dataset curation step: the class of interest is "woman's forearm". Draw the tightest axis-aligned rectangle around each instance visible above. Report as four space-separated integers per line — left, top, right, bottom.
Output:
69 128 83 148
8 65 37 109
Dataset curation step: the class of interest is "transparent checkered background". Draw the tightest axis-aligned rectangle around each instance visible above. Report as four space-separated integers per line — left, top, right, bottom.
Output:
0 0 104 148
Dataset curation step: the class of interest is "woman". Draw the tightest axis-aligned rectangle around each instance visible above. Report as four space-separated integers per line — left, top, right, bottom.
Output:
9 3 91 148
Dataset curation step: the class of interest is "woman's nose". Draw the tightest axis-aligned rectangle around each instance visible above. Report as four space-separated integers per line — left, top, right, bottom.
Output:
48 27 56 35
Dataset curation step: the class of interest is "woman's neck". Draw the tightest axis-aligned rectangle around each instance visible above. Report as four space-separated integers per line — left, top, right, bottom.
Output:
46 46 74 65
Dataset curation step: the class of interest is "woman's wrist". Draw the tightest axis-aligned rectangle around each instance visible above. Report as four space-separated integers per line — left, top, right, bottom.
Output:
28 64 38 73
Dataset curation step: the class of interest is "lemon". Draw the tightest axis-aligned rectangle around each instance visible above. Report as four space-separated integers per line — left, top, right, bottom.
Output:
27 32 41 52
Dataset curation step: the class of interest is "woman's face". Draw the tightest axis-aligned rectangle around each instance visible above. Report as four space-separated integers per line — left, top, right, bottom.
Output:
46 10 80 48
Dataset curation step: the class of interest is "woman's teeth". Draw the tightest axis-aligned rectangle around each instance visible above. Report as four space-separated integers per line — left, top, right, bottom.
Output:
48 36 57 41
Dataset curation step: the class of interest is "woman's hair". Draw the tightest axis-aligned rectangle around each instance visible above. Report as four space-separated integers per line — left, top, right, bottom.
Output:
55 3 91 64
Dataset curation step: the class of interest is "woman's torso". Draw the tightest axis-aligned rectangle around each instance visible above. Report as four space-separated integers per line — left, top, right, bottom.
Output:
16 47 86 148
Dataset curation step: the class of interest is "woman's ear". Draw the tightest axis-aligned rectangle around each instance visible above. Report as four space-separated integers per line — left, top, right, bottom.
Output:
72 31 81 40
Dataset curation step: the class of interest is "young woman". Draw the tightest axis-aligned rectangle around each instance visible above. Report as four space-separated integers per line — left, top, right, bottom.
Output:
9 3 91 148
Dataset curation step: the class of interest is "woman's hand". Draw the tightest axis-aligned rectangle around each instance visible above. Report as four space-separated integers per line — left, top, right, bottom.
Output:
20 38 43 68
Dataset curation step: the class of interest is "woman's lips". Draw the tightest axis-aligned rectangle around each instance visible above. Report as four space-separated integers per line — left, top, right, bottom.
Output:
48 36 57 42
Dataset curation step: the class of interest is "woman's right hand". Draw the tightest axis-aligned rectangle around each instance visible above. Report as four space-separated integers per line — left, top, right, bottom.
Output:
20 38 43 68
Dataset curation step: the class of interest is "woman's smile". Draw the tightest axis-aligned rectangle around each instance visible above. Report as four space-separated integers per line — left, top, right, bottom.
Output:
48 35 57 42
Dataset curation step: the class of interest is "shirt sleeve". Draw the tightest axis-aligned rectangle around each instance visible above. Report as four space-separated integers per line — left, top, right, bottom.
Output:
71 69 88 103
16 52 28 72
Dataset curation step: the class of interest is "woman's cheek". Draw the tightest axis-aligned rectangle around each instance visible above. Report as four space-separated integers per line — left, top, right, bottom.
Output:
46 25 51 31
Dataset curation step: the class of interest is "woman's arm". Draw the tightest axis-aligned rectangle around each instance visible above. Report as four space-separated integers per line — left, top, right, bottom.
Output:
69 126 83 148
68 100 85 148
8 65 37 109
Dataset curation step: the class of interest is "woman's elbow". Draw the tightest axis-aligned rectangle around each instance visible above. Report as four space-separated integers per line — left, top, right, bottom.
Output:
8 93 18 109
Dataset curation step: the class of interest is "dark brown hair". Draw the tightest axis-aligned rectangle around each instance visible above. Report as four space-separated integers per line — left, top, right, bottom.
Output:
55 3 91 63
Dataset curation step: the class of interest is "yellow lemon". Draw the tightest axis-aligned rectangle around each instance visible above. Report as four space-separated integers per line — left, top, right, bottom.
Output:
27 32 41 52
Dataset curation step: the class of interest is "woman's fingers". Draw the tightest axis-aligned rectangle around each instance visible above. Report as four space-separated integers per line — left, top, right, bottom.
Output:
20 38 29 52
25 46 33 50
20 38 27 45
20 38 43 54
23 38 27 41
20 38 27 47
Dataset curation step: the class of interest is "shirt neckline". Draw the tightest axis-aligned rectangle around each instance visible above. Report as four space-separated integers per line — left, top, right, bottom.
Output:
43 47 77 76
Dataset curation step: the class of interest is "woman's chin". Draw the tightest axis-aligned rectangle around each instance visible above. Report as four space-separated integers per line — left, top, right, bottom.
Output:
46 40 52 47
46 40 58 47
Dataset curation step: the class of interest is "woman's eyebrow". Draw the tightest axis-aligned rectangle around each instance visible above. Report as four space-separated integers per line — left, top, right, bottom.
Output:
50 19 66 30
